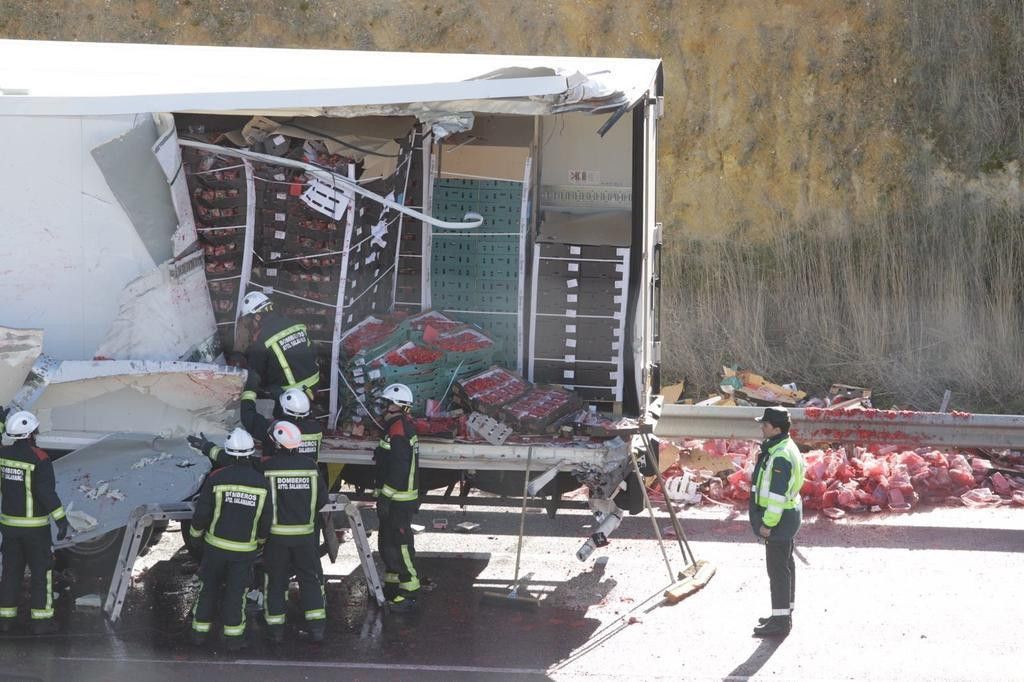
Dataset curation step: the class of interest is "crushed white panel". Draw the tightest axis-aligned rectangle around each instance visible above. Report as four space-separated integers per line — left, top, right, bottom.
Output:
93 250 219 362
0 326 42 402
0 114 156 360
54 434 212 546
32 360 244 442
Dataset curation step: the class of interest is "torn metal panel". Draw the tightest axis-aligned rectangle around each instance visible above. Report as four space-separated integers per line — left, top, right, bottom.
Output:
0 326 42 402
153 113 198 257
93 250 219 363
91 116 182 265
54 434 210 544
32 360 244 445
0 40 660 119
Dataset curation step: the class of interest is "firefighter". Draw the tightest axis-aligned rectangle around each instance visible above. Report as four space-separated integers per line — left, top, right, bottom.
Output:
188 428 271 650
259 420 328 643
190 389 323 464
239 291 319 409
373 384 421 612
0 409 70 634
750 406 806 638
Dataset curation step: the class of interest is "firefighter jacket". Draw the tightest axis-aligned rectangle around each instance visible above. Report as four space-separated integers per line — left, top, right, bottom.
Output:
190 460 271 553
749 433 806 540
245 311 319 397
238 396 323 462
373 413 419 503
260 449 327 538
0 440 66 529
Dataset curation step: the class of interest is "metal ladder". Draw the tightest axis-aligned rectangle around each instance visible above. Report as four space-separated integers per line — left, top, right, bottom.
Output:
103 493 385 624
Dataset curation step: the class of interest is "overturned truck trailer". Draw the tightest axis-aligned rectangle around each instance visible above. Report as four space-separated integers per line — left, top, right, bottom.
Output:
0 40 664 559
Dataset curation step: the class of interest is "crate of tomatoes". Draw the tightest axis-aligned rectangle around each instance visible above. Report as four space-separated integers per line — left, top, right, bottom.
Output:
498 385 583 433
454 366 531 417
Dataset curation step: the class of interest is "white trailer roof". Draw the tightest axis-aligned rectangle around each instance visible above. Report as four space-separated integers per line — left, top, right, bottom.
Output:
0 40 661 117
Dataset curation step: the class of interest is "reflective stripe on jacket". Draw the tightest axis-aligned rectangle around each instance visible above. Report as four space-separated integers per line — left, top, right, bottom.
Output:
752 435 805 528
0 440 65 528
373 414 419 502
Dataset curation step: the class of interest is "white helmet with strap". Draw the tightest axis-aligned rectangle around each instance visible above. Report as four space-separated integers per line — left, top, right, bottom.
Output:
279 388 311 418
381 383 413 408
223 428 256 458
240 291 272 317
5 411 39 440
271 420 302 450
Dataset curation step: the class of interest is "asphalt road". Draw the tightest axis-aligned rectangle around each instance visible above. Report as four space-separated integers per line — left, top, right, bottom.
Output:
0 501 1021 681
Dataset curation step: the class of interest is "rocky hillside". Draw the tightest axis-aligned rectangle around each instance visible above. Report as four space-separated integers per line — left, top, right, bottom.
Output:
4 0 1023 410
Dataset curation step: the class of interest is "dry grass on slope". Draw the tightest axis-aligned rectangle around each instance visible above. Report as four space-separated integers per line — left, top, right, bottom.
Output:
662 187 1024 413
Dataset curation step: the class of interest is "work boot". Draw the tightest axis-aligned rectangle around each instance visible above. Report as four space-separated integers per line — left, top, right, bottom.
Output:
223 635 247 652
383 583 400 601
189 630 208 646
307 622 325 644
0 619 14 634
752 615 791 638
758 604 794 625
387 594 418 613
266 625 284 644
30 619 58 635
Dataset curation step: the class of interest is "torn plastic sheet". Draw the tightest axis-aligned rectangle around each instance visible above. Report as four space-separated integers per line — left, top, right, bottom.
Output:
31 360 244 446
93 250 219 363
54 434 211 546
0 326 43 402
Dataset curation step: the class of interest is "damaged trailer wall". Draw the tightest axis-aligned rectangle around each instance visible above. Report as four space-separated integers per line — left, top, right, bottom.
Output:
0 113 216 363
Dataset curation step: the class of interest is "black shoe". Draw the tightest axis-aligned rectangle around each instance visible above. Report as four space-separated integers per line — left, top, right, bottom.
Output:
266 625 284 644
753 616 791 638
0 619 13 634
307 623 325 644
387 595 418 613
758 606 794 625
383 584 400 601
30 620 57 635
223 635 247 651
189 630 208 646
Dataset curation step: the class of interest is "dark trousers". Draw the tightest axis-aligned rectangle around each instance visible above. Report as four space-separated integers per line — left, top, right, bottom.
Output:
378 502 419 598
192 545 255 639
765 539 796 614
0 525 54 622
263 535 325 627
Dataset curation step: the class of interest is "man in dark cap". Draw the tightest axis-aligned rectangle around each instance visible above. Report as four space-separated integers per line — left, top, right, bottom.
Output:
749 406 806 637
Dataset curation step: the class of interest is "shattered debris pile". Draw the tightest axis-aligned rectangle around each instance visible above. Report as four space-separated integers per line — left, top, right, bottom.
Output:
653 439 1024 514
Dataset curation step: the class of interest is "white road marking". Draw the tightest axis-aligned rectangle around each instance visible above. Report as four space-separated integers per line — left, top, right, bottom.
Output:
58 655 547 676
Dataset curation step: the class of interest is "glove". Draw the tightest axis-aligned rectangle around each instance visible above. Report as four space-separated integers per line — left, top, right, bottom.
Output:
376 496 391 521
187 432 214 454
56 517 71 542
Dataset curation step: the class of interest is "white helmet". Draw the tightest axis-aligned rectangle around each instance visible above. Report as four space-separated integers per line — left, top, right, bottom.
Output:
240 291 272 317
223 428 256 458
382 383 413 407
271 420 302 450
279 388 311 418
5 411 39 440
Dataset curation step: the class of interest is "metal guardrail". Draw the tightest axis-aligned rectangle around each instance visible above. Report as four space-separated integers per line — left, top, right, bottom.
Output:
654 405 1024 449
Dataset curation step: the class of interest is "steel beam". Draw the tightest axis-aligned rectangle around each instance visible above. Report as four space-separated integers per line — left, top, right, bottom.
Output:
654 404 1024 449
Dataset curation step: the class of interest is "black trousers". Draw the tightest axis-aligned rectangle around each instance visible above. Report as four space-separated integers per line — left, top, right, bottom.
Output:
765 539 795 614
263 535 325 627
378 502 419 597
0 525 54 622
192 545 255 639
